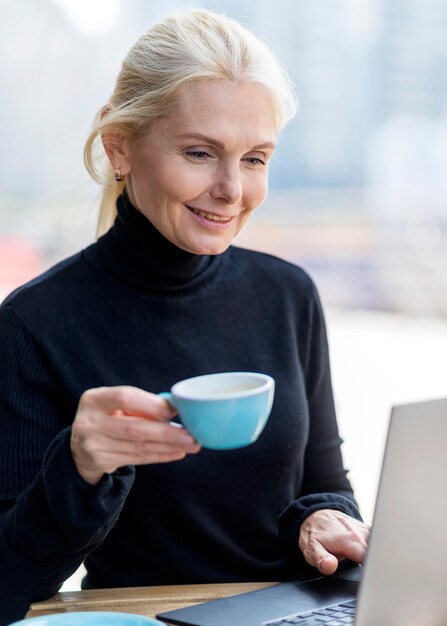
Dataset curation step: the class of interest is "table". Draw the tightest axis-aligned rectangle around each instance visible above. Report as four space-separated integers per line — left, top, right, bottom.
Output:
27 582 276 619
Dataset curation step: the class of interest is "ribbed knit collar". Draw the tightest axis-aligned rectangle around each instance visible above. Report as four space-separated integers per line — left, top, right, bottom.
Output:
94 193 223 294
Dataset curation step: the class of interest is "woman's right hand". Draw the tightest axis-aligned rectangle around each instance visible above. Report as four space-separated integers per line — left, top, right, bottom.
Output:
70 386 201 485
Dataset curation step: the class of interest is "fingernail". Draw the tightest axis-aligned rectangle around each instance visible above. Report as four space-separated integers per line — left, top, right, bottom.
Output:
180 434 195 445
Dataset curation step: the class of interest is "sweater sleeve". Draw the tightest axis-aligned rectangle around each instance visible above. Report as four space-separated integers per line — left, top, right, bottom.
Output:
278 282 361 573
0 305 135 624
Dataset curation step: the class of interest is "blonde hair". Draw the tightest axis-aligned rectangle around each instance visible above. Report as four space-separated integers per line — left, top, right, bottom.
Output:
84 8 298 236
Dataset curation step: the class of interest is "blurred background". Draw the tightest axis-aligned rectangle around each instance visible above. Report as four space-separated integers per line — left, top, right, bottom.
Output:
1 0 447 586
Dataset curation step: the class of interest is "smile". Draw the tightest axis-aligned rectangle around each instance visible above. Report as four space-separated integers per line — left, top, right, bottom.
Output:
186 206 234 223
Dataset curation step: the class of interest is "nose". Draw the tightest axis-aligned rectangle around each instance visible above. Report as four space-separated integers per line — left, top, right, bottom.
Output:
210 164 243 205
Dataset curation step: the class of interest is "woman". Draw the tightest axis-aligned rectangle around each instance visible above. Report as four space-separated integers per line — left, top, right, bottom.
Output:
0 9 369 624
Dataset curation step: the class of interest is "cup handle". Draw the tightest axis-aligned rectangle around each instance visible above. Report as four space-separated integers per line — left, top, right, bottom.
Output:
158 392 183 428
158 391 175 407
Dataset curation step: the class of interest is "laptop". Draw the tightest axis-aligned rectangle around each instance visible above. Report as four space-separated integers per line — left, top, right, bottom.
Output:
157 397 447 626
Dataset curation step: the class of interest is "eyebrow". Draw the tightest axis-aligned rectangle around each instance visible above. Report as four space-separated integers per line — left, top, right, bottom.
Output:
176 132 276 151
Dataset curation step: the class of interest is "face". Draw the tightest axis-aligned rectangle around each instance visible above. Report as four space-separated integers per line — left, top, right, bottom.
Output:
117 80 277 255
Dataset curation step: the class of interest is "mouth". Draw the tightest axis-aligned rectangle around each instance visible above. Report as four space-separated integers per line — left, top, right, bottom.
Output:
185 205 235 223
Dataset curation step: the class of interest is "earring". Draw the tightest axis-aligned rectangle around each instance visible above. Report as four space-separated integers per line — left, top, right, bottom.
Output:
114 169 124 182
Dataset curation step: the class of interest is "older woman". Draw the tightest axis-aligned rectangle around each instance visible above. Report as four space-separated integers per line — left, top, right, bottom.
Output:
0 9 369 624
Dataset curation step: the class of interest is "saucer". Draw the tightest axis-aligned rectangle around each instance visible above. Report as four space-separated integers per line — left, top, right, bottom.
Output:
9 611 165 626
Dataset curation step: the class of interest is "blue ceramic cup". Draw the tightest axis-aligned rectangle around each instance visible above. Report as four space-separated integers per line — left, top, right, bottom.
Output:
9 611 164 625
159 372 275 450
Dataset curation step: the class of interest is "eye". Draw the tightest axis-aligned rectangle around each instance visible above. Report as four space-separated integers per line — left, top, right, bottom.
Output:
184 150 211 160
243 156 266 166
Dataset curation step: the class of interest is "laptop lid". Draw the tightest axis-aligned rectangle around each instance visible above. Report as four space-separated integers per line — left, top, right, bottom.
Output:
355 396 447 626
158 397 447 626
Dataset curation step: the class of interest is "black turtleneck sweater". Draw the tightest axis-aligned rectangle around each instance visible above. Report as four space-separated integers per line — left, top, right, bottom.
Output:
0 195 360 624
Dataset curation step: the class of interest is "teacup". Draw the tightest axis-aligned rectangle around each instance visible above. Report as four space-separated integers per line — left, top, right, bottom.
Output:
160 372 275 450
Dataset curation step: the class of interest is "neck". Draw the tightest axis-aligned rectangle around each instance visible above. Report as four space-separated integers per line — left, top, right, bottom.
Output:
94 193 223 294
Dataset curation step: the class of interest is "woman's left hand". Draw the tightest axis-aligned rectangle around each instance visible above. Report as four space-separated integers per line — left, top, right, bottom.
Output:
298 509 370 575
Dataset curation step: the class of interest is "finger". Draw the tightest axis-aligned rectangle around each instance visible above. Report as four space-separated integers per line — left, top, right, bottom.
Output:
299 510 370 569
328 520 370 563
318 554 339 576
312 527 370 566
115 418 199 446
88 433 201 458
80 386 177 421
337 514 371 544
75 410 198 447
95 445 195 468
301 538 339 575
333 532 369 565
71 425 201 483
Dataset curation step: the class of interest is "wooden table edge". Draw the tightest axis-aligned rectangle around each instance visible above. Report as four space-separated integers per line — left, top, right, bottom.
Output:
28 582 278 617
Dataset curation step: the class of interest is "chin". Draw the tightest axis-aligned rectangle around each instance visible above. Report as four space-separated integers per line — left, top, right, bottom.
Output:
189 245 230 256
182 238 232 256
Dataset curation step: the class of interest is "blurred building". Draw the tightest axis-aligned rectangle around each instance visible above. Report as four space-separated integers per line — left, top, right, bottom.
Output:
264 0 375 189
368 0 447 217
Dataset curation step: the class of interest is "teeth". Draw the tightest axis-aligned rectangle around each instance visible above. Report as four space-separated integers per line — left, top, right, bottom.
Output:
190 207 232 222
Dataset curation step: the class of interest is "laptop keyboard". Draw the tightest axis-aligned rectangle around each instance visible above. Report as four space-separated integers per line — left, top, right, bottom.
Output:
264 598 357 625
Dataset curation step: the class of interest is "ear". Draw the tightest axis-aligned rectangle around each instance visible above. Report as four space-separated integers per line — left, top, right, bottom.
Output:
101 129 131 176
